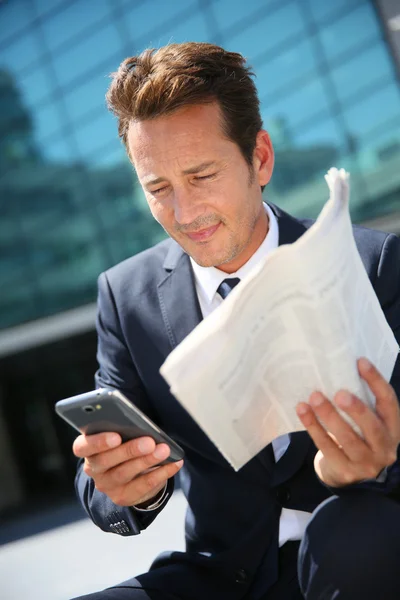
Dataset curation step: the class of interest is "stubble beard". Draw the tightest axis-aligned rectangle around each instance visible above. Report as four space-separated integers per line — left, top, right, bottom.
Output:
192 209 259 268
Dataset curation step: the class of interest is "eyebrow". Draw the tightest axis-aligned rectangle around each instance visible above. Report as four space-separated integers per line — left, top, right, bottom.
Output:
144 161 218 187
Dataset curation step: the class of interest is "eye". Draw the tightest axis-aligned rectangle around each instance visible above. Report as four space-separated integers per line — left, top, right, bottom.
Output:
151 187 168 196
195 173 216 181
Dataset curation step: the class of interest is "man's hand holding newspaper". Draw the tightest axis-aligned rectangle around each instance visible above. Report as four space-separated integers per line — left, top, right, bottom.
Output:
161 168 400 486
297 356 400 487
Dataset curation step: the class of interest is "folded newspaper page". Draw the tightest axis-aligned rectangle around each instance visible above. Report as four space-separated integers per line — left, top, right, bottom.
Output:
160 168 399 471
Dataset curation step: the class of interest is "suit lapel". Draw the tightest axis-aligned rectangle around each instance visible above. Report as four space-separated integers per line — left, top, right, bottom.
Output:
268 202 309 246
157 241 203 350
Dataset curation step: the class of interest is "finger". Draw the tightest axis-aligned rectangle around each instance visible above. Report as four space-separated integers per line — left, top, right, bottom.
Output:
99 443 172 485
296 397 349 468
306 390 371 462
73 432 121 458
358 357 400 435
87 436 156 474
334 389 389 458
114 460 184 507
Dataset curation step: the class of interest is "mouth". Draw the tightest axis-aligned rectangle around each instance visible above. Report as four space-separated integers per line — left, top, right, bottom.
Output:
185 223 221 243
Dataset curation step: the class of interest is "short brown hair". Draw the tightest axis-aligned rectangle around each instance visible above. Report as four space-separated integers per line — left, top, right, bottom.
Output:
106 42 263 169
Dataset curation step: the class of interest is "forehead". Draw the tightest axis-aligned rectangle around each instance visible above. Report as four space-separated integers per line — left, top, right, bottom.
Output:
127 103 235 176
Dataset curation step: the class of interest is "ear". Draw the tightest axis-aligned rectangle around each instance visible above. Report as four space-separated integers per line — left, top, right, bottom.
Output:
253 130 274 187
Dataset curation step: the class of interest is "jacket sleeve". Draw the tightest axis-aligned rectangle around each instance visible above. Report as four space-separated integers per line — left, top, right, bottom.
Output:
75 271 174 535
328 232 400 497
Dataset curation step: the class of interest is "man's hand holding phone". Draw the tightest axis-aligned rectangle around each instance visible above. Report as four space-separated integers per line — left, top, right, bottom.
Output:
73 433 184 507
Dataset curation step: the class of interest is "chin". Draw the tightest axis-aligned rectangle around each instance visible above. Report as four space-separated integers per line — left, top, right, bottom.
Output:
191 250 234 268
187 250 218 267
182 235 238 268
189 255 217 268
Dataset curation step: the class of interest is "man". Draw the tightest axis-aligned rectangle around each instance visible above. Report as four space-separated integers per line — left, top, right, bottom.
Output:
72 43 400 599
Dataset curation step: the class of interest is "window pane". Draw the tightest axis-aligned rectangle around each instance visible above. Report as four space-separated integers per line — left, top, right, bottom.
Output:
34 103 63 143
227 1 306 60
32 0 73 19
52 23 122 89
89 145 128 168
31 176 85 235
1 29 42 74
268 149 365 221
18 65 54 109
356 121 400 220
64 68 112 123
36 219 106 310
212 0 280 32
306 0 364 25
268 116 345 203
343 83 400 139
74 112 118 159
123 0 199 47
151 12 210 47
0 0 32 45
41 0 112 53
291 117 345 151
263 77 330 131
319 3 382 63
43 138 75 164
256 37 317 101
91 169 138 232
331 43 395 104
363 122 400 164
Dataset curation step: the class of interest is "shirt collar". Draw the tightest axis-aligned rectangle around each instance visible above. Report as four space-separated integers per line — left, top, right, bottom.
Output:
190 203 279 306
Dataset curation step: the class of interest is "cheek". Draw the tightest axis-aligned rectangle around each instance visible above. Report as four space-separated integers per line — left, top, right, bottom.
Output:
214 186 244 219
146 197 172 228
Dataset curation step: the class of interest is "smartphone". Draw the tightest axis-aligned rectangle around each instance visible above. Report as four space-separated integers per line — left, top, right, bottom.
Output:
55 388 184 464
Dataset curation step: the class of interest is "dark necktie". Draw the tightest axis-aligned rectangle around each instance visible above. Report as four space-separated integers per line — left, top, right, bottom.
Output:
216 278 241 300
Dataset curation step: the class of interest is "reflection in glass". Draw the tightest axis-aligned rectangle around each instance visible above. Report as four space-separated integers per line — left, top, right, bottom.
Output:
33 102 63 144
19 66 54 111
227 1 306 59
256 37 317 102
0 0 399 333
343 83 400 139
263 77 330 131
1 29 43 75
41 0 112 54
306 0 363 25
318 3 381 63
331 43 395 104
52 23 122 89
123 0 200 47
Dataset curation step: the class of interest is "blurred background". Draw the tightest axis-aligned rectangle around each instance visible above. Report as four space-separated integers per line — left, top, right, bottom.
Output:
0 0 399 596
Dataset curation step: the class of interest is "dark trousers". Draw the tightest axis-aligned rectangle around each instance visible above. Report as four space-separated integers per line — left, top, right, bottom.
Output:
73 491 400 600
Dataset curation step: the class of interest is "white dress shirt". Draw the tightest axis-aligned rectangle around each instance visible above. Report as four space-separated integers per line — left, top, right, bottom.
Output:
190 203 312 547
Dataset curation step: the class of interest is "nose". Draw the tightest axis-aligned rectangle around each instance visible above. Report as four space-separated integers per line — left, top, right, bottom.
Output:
173 186 203 226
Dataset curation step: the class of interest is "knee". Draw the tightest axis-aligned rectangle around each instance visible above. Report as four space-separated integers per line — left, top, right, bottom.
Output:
298 491 400 600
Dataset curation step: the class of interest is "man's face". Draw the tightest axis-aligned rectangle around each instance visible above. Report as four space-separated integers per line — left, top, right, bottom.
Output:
128 102 274 272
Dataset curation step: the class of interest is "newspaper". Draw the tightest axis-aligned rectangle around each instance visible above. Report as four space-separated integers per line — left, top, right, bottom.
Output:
160 168 399 471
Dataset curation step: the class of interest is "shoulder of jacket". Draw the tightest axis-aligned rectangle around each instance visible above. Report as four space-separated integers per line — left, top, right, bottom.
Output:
299 216 390 257
103 238 174 283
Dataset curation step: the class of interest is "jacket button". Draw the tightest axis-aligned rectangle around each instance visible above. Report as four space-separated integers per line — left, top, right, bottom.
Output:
235 568 248 583
276 486 291 504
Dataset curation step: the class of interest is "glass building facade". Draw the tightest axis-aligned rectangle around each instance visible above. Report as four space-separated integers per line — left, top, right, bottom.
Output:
1 0 400 331
0 0 399 512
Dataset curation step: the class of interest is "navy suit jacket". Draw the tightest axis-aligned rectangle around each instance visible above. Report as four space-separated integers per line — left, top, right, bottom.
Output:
75 204 400 599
